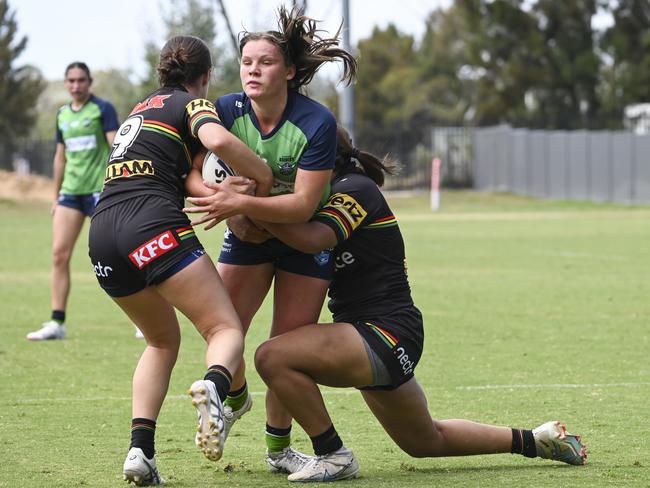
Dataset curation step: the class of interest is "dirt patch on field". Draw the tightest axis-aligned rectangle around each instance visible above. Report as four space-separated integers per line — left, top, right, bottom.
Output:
0 170 54 202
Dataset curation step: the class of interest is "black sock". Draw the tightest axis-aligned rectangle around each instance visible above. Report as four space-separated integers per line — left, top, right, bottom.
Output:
511 428 537 458
51 310 65 323
310 424 343 456
130 418 156 459
229 382 248 398
204 365 232 402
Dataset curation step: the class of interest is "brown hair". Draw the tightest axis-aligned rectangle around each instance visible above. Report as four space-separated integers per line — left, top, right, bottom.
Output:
239 6 357 90
335 126 400 186
65 61 92 82
157 36 212 87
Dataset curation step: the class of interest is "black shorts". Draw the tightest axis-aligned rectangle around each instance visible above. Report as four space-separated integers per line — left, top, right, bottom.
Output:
349 305 424 391
218 228 334 280
89 195 205 297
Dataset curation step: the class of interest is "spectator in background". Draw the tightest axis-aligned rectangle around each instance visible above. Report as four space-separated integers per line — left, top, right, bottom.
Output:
27 62 119 341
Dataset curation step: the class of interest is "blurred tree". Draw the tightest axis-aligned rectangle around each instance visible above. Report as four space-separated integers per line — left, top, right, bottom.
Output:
354 25 422 157
600 0 650 127
0 0 45 169
457 0 603 129
417 5 477 125
530 0 602 129
138 0 240 101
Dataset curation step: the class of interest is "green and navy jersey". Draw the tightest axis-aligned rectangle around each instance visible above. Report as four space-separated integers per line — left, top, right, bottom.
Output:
312 172 413 321
55 94 119 194
215 90 336 206
95 86 221 213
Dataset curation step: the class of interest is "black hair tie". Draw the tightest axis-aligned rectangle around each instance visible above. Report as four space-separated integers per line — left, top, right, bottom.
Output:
350 147 360 160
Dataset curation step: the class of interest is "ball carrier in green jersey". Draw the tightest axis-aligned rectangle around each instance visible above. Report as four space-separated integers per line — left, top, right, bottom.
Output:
27 62 119 341
184 6 357 473
254 126 587 482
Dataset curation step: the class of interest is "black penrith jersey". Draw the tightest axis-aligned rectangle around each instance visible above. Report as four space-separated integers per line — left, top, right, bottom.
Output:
95 86 221 212
312 172 413 321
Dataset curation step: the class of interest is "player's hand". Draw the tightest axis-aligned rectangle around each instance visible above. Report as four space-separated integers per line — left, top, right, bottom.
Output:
226 215 272 243
184 181 242 230
221 176 256 196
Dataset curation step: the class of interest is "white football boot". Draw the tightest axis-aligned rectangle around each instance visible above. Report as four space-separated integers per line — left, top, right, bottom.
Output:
123 447 165 486
533 421 587 465
266 447 312 474
26 320 66 341
223 392 253 442
287 447 359 482
188 379 226 461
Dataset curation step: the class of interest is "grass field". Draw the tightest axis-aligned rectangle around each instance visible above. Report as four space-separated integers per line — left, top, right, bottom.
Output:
1 191 649 487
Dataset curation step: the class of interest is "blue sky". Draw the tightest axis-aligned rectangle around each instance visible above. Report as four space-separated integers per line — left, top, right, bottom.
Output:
14 0 452 81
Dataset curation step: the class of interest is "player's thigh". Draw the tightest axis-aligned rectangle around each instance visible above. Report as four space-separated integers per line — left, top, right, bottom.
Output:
256 322 373 388
270 269 330 336
52 204 86 253
361 379 439 456
217 262 274 329
113 287 180 345
157 254 242 336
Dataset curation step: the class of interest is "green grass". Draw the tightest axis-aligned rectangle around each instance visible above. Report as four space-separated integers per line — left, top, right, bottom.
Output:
1 191 649 487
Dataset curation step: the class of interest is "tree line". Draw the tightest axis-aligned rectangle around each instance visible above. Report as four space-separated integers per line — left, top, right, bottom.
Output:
2 0 649 170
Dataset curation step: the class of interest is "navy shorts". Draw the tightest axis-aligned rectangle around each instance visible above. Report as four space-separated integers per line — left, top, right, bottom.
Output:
89 195 205 297
348 306 425 391
218 228 334 280
58 192 100 217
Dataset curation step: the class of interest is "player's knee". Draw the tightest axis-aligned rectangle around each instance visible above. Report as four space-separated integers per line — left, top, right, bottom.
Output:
52 247 71 267
254 340 281 382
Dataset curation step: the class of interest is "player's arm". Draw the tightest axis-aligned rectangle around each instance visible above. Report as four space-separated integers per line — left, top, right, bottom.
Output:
186 167 331 225
185 149 215 197
197 122 273 197
51 143 66 214
260 220 337 254
105 130 117 146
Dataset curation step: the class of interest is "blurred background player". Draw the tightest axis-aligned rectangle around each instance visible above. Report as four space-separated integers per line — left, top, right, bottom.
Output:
184 6 356 473
88 35 272 485
27 62 119 341
252 126 587 482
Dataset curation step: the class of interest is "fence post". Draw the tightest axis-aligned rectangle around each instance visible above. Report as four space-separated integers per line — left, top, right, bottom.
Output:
430 157 441 211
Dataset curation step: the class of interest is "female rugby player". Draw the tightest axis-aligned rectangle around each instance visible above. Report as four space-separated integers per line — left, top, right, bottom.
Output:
88 36 272 485
27 62 119 341
185 6 357 473
252 126 587 482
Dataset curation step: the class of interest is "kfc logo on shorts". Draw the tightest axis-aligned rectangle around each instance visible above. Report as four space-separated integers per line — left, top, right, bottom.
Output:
129 231 179 269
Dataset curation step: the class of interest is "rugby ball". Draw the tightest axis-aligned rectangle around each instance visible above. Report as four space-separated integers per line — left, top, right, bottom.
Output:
202 151 237 183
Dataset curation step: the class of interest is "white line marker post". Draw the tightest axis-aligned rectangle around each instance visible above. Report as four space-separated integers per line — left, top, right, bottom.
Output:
430 157 441 211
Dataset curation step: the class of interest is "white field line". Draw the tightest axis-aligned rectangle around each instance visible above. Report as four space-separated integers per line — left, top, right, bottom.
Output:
455 382 650 391
5 381 650 405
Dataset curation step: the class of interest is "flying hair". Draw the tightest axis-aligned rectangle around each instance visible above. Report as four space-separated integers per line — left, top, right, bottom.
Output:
239 5 357 90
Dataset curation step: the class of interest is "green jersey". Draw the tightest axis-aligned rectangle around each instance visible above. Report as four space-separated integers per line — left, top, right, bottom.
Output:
56 94 119 194
215 91 336 207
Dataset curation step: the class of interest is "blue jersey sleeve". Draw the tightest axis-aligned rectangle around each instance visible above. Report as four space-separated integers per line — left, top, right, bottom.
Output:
298 108 336 171
96 97 120 132
215 93 242 130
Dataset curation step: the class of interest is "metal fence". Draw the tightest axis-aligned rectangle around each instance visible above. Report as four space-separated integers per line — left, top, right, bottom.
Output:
382 126 473 191
473 126 650 205
5 139 57 177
